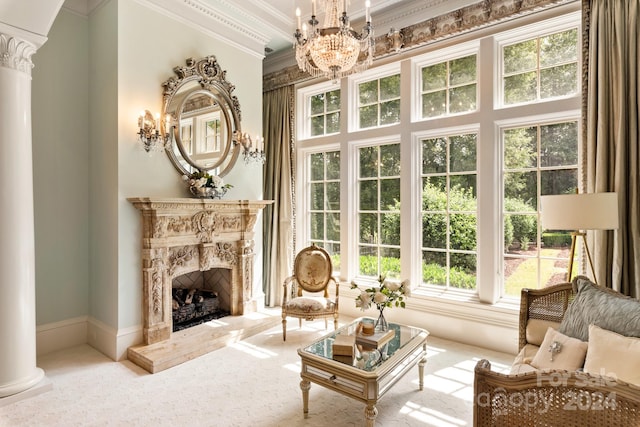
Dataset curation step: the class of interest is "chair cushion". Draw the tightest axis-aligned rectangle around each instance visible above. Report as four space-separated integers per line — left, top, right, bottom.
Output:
558 276 640 341
530 327 587 371
285 296 335 313
526 319 561 346
584 324 640 386
510 344 539 374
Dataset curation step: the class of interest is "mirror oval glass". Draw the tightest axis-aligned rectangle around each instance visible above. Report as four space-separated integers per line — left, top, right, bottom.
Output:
161 56 241 177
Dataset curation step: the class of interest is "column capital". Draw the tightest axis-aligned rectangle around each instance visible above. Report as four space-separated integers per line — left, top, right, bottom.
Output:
0 32 37 75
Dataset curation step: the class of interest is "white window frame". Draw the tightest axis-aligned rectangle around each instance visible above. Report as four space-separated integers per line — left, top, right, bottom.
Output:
494 11 581 110
411 40 480 123
296 81 342 141
348 62 402 133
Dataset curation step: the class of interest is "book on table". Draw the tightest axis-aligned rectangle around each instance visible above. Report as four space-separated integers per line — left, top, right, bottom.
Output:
332 333 355 356
356 329 395 349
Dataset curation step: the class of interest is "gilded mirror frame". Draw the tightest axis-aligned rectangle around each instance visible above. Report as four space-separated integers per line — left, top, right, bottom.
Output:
161 56 241 177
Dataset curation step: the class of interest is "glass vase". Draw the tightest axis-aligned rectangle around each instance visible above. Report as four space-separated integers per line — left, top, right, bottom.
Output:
374 304 388 332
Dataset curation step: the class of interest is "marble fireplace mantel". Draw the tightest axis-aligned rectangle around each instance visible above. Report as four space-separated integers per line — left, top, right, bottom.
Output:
127 197 272 372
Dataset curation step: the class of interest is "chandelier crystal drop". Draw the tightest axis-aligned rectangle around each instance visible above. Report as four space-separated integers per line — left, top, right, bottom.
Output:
294 0 373 81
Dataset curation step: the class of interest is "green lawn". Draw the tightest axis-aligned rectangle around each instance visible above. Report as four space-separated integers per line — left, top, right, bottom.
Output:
504 248 567 296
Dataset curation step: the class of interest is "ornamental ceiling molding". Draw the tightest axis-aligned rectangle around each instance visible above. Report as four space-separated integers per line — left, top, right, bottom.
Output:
0 33 36 75
263 0 573 92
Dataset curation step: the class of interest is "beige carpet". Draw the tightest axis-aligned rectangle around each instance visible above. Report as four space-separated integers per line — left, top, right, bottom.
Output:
0 316 512 426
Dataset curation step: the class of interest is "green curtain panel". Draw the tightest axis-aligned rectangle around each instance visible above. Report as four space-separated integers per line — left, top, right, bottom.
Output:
262 85 295 306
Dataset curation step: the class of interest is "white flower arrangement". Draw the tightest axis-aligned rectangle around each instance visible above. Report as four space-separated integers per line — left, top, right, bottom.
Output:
350 274 410 311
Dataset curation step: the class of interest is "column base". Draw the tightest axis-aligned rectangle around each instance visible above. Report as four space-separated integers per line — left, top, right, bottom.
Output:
0 368 47 406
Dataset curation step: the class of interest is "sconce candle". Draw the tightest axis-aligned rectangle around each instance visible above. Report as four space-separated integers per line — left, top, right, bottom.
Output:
137 109 170 153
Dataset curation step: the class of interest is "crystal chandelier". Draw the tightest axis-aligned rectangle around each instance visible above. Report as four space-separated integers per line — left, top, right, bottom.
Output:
294 0 373 81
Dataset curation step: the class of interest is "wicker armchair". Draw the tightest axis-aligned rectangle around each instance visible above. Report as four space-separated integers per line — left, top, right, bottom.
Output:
281 244 339 341
474 282 640 426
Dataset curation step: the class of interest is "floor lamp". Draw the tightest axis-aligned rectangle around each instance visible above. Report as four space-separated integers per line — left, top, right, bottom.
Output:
540 193 619 285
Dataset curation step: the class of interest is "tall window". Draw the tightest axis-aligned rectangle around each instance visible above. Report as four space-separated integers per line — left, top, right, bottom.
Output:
309 151 342 271
502 120 579 296
358 143 401 279
501 27 579 105
358 74 401 129
421 133 477 290
420 54 477 118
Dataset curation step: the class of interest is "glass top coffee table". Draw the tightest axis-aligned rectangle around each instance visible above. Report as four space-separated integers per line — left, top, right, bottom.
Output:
297 318 429 426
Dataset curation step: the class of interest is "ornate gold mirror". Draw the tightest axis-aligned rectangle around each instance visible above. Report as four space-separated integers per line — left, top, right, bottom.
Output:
161 56 241 177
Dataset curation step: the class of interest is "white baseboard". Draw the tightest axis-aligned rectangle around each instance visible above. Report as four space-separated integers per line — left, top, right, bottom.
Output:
36 317 143 362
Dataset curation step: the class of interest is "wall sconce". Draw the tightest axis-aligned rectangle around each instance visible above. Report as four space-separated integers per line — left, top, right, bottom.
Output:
234 131 266 164
137 109 170 153
386 28 404 53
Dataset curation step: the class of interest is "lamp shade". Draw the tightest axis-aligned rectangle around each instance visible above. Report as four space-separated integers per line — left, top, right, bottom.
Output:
540 193 619 231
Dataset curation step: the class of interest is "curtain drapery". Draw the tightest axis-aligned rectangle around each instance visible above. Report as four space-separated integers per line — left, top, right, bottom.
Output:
262 85 295 306
583 0 640 297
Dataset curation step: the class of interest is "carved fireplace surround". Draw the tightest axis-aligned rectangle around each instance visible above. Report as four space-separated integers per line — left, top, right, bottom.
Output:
127 198 272 372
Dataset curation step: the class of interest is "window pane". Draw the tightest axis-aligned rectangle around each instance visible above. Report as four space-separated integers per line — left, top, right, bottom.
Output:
450 55 476 86
310 153 324 180
423 251 447 286
359 213 378 244
504 72 537 104
326 112 340 134
311 115 324 136
540 169 577 196
359 80 378 104
310 183 324 210
359 146 377 178
450 134 477 172
423 213 447 248
380 144 401 176
359 180 378 210
310 93 324 114
310 213 324 240
504 171 537 208
327 212 340 241
381 212 400 245
422 91 446 117
359 105 378 128
449 84 477 113
326 182 340 210
326 151 341 179
450 175 477 199
504 127 537 169
422 138 447 174
451 253 477 290
540 29 578 67
540 63 578 98
381 247 401 278
540 122 578 167
422 63 446 91
381 178 400 209
359 246 378 276
380 74 400 100
326 89 340 111
504 39 537 74
450 214 477 250
423 178 447 209
380 99 400 125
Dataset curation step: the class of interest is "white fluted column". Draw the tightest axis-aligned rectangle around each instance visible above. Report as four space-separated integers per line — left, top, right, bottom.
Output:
0 31 45 398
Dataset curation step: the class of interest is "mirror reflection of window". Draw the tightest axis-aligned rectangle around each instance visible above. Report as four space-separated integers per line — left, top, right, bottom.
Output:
181 123 193 155
200 113 222 155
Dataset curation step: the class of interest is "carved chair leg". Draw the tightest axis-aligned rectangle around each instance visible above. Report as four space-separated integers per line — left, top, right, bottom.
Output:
282 318 287 341
298 318 302 329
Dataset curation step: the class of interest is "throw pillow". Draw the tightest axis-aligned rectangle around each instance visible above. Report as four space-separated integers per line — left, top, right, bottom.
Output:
530 327 588 371
557 276 640 341
584 324 640 386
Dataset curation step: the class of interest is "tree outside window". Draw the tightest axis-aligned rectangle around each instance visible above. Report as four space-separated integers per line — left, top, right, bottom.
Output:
310 90 340 137
358 74 401 129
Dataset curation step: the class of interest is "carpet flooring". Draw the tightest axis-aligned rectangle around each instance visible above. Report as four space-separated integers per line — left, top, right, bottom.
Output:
0 316 513 426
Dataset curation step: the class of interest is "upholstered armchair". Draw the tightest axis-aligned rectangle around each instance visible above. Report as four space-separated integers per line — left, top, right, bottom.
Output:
282 244 339 341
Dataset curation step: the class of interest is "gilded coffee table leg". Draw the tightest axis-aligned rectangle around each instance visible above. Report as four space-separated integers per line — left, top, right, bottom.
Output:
364 403 378 427
300 379 311 418
418 342 427 391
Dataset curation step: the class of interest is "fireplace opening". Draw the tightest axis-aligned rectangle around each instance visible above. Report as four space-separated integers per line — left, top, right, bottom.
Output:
171 269 231 332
